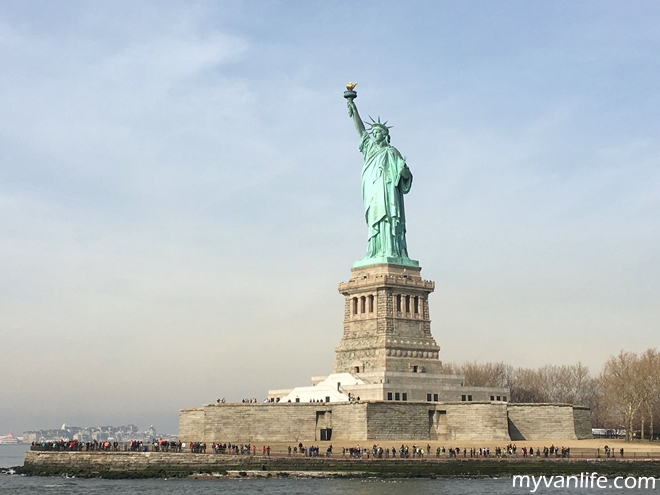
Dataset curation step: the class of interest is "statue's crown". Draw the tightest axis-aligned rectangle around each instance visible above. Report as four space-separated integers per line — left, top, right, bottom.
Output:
367 116 393 133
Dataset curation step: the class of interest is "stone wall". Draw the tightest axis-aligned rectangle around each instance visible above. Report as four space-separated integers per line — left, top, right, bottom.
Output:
507 404 581 441
24 451 657 479
24 451 211 476
180 402 371 444
364 402 509 441
179 408 204 442
444 403 511 441
329 402 368 441
181 401 588 443
207 403 318 444
181 400 515 443
573 406 593 439
366 402 430 440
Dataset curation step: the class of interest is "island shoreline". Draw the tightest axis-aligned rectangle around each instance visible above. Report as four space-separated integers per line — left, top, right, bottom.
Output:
16 451 660 479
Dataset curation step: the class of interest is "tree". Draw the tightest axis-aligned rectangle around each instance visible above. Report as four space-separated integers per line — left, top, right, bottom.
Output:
540 363 598 407
452 361 511 388
509 367 545 403
639 348 660 441
447 361 598 407
600 351 647 442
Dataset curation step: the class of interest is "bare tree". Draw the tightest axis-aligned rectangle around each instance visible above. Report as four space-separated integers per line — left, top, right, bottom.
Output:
509 367 545 403
439 362 456 375
640 348 660 441
452 361 511 388
446 361 597 406
506 364 597 406
600 351 647 442
540 363 599 407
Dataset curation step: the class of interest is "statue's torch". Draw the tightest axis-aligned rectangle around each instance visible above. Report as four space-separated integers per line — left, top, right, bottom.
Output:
344 82 358 101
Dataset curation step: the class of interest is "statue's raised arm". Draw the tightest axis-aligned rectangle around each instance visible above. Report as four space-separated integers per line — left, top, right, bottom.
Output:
347 98 366 136
344 82 366 137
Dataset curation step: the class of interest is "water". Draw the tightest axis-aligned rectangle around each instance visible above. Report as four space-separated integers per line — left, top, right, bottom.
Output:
1 475 654 494
0 477 548 494
0 444 30 468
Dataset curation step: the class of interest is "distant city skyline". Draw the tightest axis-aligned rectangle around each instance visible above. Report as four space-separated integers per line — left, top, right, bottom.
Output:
21 423 173 443
1 1 659 435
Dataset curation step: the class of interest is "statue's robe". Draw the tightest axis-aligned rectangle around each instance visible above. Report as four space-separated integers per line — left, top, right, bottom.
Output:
359 132 412 259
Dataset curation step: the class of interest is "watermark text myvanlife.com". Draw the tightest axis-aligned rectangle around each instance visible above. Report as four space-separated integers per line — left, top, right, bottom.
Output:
513 472 657 492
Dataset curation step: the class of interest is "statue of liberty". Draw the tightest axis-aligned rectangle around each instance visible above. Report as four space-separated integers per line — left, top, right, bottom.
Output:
345 84 418 268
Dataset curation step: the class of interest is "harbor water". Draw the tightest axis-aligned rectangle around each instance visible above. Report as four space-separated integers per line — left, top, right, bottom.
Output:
0 475 636 495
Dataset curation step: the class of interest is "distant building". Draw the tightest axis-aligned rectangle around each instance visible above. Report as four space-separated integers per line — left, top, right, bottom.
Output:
23 424 172 443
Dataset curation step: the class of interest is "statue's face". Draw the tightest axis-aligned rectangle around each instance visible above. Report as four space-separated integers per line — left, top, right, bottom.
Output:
372 127 388 144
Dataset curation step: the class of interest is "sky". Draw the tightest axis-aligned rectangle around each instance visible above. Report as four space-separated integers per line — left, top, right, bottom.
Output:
1 1 658 436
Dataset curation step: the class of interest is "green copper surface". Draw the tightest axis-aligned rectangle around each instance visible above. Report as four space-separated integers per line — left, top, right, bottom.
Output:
352 256 419 269
346 90 418 268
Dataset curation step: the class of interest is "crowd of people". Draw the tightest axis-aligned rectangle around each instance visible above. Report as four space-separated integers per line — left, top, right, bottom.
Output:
212 443 248 455
206 443 272 456
214 396 366 404
149 440 182 452
289 444 332 457
32 440 124 452
518 444 572 458
31 439 182 452
202 442 333 458
31 440 122 451
298 443 577 459
604 445 625 458
341 444 428 458
30 440 629 460
189 442 206 453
